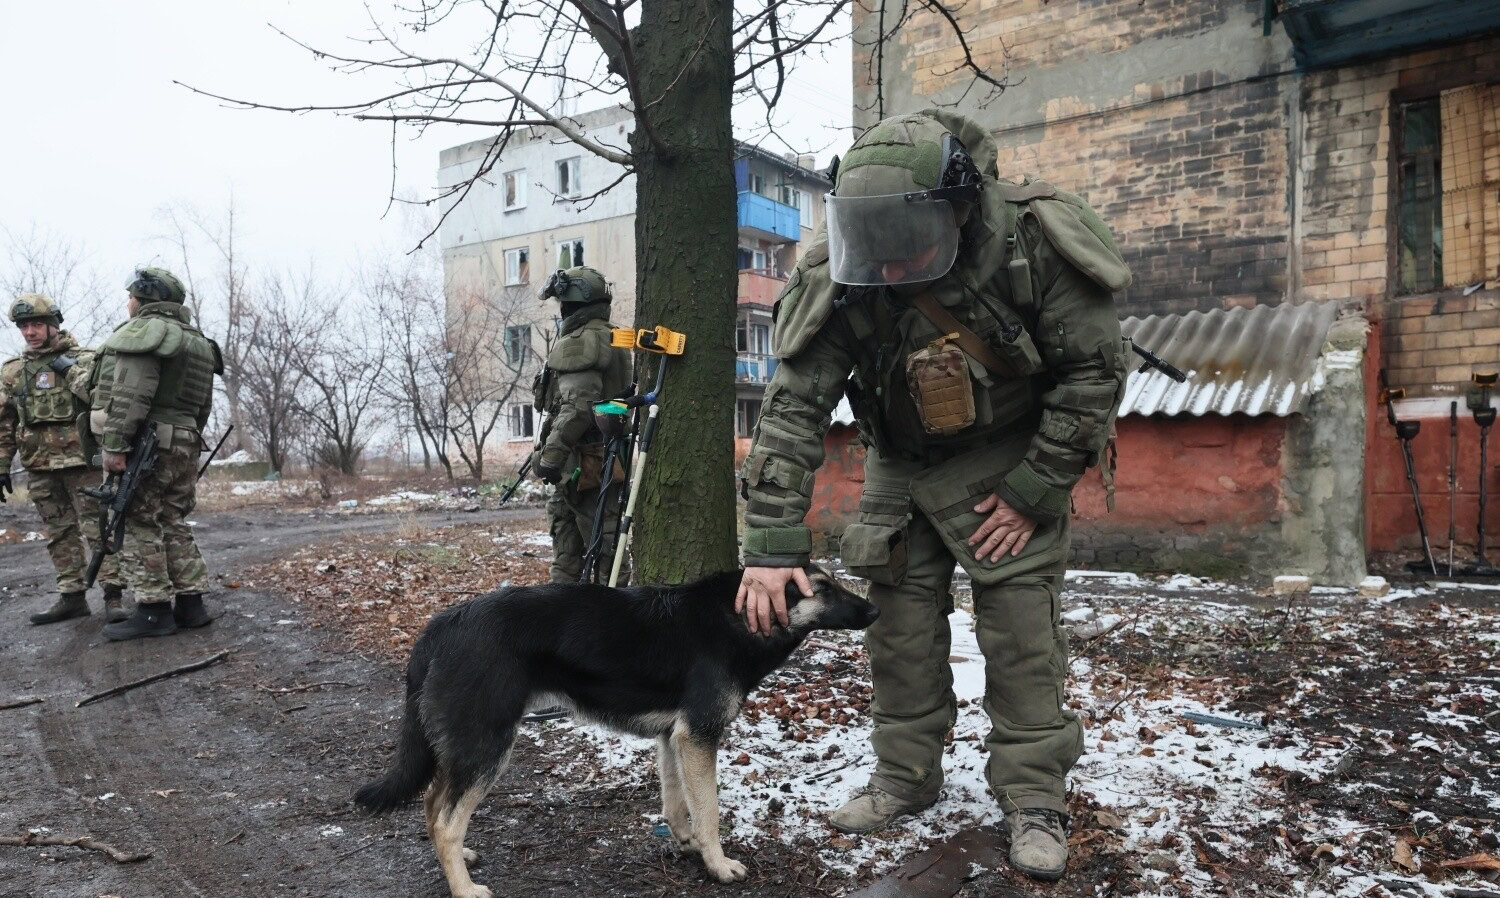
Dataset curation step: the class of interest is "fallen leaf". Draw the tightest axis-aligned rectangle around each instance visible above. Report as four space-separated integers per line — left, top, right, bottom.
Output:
1393 836 1417 873
152 789 180 798
1312 843 1338 860
731 752 751 766
1094 809 1125 829
1439 853 1500 871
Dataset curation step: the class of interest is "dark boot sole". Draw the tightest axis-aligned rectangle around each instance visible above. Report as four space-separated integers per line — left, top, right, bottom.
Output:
30 609 91 626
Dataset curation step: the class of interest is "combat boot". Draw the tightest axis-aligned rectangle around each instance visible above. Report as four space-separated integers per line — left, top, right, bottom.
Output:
102 602 177 641
102 585 129 624
29 592 90 625
829 786 938 834
1006 808 1068 881
173 593 213 629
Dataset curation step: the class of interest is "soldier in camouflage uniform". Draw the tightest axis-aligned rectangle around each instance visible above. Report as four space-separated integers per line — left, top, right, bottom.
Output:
0 294 127 624
91 268 221 641
531 266 633 584
735 111 1129 881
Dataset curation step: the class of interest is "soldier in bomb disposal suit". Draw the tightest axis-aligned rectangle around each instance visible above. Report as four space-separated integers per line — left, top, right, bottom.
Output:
0 294 127 624
91 268 221 641
531 266 633 584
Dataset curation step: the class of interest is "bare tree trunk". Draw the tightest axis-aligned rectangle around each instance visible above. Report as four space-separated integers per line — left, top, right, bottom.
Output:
630 0 739 582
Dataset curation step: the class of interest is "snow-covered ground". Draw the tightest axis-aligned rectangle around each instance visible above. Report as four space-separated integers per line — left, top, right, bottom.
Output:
517 569 1500 897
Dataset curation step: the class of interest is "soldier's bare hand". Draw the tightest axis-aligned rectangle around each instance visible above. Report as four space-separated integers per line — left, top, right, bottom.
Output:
968 494 1038 562
735 566 812 636
102 451 128 474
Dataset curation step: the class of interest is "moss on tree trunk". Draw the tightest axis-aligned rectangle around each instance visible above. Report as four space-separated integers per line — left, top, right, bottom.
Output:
628 0 738 583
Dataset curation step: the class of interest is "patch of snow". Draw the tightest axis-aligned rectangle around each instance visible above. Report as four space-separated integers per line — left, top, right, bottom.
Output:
366 491 438 507
24 531 43 542
318 825 345 838
1065 570 1143 588
210 449 256 465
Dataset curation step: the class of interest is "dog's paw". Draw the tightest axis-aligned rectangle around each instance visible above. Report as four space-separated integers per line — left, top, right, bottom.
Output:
706 857 747 883
462 847 480 866
455 884 493 898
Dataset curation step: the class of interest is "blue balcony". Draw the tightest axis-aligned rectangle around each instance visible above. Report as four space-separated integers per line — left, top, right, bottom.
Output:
736 352 778 385
737 191 800 244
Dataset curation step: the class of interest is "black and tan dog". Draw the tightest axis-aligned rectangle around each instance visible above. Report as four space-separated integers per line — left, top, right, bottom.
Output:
355 565 879 898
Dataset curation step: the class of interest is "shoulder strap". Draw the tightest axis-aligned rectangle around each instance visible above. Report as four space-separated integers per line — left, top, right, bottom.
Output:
911 291 1009 377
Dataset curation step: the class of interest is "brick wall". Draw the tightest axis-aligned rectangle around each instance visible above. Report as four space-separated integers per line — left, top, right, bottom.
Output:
1298 36 1500 396
990 76 1291 318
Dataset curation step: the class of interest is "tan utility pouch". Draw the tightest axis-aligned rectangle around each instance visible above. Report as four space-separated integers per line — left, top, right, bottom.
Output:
905 333 976 436
575 443 625 492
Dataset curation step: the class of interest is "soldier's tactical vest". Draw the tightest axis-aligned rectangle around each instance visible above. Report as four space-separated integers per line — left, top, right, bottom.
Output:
100 304 221 433
152 327 217 430
18 354 79 426
534 312 632 443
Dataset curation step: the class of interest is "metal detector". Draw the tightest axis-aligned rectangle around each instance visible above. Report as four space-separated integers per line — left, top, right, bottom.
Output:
1380 371 1438 575
1463 372 1498 577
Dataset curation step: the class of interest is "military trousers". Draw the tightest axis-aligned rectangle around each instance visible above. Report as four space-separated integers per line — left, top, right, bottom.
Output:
121 432 209 604
547 480 630 585
26 466 123 594
863 501 1082 816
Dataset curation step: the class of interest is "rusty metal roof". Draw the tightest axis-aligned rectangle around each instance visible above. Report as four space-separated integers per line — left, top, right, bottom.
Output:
1119 301 1342 418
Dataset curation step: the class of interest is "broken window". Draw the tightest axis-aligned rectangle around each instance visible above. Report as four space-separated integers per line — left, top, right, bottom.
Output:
509 403 534 439
505 325 530 365
556 157 581 198
504 247 529 286
558 238 584 269
503 170 527 211
736 398 761 437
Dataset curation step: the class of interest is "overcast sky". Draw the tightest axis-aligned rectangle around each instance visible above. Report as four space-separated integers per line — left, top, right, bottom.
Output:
0 1 852 292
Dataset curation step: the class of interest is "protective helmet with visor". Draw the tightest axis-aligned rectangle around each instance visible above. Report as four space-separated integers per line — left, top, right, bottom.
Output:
825 124 983 287
540 266 610 305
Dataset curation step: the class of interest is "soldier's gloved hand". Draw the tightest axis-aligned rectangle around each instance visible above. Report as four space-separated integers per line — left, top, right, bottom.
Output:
49 355 78 374
535 461 563 485
102 451 129 474
0 473 11 503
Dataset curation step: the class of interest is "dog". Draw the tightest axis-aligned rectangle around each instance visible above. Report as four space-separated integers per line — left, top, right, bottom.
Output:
354 565 879 898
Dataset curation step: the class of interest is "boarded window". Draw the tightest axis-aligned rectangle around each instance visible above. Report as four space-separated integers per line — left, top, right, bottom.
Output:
1438 85 1500 288
1401 87 1500 294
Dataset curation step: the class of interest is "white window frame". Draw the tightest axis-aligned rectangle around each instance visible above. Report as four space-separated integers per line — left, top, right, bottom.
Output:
556 157 581 198
503 247 530 286
750 172 766 196
798 190 813 226
503 169 527 211
508 403 535 441
558 237 585 269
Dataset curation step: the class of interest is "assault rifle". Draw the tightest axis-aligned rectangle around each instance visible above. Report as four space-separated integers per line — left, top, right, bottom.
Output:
81 425 161 590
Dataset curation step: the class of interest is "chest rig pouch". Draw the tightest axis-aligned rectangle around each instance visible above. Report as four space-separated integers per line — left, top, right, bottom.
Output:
905 333 975 435
19 358 78 426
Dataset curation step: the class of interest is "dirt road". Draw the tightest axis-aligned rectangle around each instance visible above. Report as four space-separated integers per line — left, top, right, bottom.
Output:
0 507 565 898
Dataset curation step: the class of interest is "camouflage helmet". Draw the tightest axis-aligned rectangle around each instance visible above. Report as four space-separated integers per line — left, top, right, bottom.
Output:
9 293 63 326
540 266 610 305
825 112 982 286
126 267 187 304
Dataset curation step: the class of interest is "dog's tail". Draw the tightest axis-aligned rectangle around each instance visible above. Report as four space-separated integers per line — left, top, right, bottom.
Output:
354 637 437 813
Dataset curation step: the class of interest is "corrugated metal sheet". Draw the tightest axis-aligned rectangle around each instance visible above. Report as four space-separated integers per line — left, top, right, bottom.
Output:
1119 301 1342 418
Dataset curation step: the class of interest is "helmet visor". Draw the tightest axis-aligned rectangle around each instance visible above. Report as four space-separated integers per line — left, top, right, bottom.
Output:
825 193 960 286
